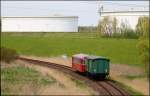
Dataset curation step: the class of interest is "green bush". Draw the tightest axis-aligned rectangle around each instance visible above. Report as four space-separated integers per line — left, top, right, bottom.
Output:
0 47 19 63
78 26 98 33
101 31 139 39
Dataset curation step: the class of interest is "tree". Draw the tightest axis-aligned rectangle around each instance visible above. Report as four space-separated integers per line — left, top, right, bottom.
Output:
136 17 150 79
136 17 149 37
98 16 113 37
112 17 117 34
98 16 137 38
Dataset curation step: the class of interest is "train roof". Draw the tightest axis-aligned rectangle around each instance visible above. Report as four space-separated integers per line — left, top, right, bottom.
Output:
72 53 88 58
72 54 109 60
86 55 109 60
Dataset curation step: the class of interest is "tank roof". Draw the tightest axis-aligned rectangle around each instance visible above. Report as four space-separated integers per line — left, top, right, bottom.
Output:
1 16 78 18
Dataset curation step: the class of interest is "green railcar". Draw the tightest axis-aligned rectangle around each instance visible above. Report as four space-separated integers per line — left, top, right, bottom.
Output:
85 55 110 78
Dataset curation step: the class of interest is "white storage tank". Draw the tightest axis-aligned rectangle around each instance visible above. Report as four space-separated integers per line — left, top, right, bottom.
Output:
1 16 78 32
99 11 149 30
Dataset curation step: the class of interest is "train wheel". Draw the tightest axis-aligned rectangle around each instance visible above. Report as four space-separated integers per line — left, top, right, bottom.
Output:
102 75 106 79
99 75 106 80
86 72 89 77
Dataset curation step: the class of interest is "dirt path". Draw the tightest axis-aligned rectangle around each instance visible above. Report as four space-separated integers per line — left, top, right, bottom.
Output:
21 55 149 95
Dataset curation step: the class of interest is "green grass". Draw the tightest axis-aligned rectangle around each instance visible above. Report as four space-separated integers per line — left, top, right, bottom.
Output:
1 32 142 67
122 75 146 80
1 66 56 85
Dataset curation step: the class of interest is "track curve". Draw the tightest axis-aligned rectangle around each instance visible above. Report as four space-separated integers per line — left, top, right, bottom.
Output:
17 56 129 96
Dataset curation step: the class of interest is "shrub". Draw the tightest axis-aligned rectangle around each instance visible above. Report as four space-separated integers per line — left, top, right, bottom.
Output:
138 37 149 78
136 17 150 79
121 28 139 39
0 47 19 63
78 26 98 33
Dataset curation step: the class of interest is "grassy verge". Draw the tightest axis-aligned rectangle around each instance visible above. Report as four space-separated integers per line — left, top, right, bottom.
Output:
1 65 56 95
1 32 142 67
70 78 96 95
71 78 87 88
122 75 146 80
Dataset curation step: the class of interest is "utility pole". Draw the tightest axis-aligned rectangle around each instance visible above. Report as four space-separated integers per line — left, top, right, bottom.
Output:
99 5 104 16
98 5 104 35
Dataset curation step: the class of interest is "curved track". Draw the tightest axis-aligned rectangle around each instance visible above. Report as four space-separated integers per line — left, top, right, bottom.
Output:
17 56 129 95
97 81 128 95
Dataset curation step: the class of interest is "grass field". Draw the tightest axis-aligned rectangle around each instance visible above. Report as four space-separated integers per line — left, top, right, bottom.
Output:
1 32 142 67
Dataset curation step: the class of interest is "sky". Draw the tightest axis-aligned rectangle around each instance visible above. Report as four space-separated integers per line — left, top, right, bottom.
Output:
1 1 149 26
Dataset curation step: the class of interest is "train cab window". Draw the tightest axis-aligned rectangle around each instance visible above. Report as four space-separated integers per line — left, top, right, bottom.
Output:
81 60 84 64
73 58 83 64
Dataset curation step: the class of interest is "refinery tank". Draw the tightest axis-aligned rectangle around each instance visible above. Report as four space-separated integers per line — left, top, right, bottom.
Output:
1 16 78 32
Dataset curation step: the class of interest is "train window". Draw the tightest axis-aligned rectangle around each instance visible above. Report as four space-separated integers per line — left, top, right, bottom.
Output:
81 60 84 64
73 58 82 64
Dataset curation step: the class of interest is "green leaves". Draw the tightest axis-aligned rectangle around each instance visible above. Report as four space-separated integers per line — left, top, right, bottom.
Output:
136 17 150 37
137 17 150 79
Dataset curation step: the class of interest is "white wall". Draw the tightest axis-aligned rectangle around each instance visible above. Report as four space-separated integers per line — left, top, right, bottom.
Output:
2 17 78 32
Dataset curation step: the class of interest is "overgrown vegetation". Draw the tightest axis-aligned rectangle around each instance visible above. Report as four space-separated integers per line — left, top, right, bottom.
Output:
78 26 98 33
136 17 149 79
0 47 19 63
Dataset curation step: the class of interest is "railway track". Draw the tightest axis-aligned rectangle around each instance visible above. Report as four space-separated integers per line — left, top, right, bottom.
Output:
17 56 129 96
97 81 128 95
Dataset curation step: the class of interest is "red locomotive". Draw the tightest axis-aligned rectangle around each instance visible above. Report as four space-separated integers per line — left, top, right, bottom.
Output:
72 54 88 72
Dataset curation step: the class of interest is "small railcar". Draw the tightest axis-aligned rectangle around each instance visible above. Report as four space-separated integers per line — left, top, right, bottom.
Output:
72 54 110 79
72 54 88 72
